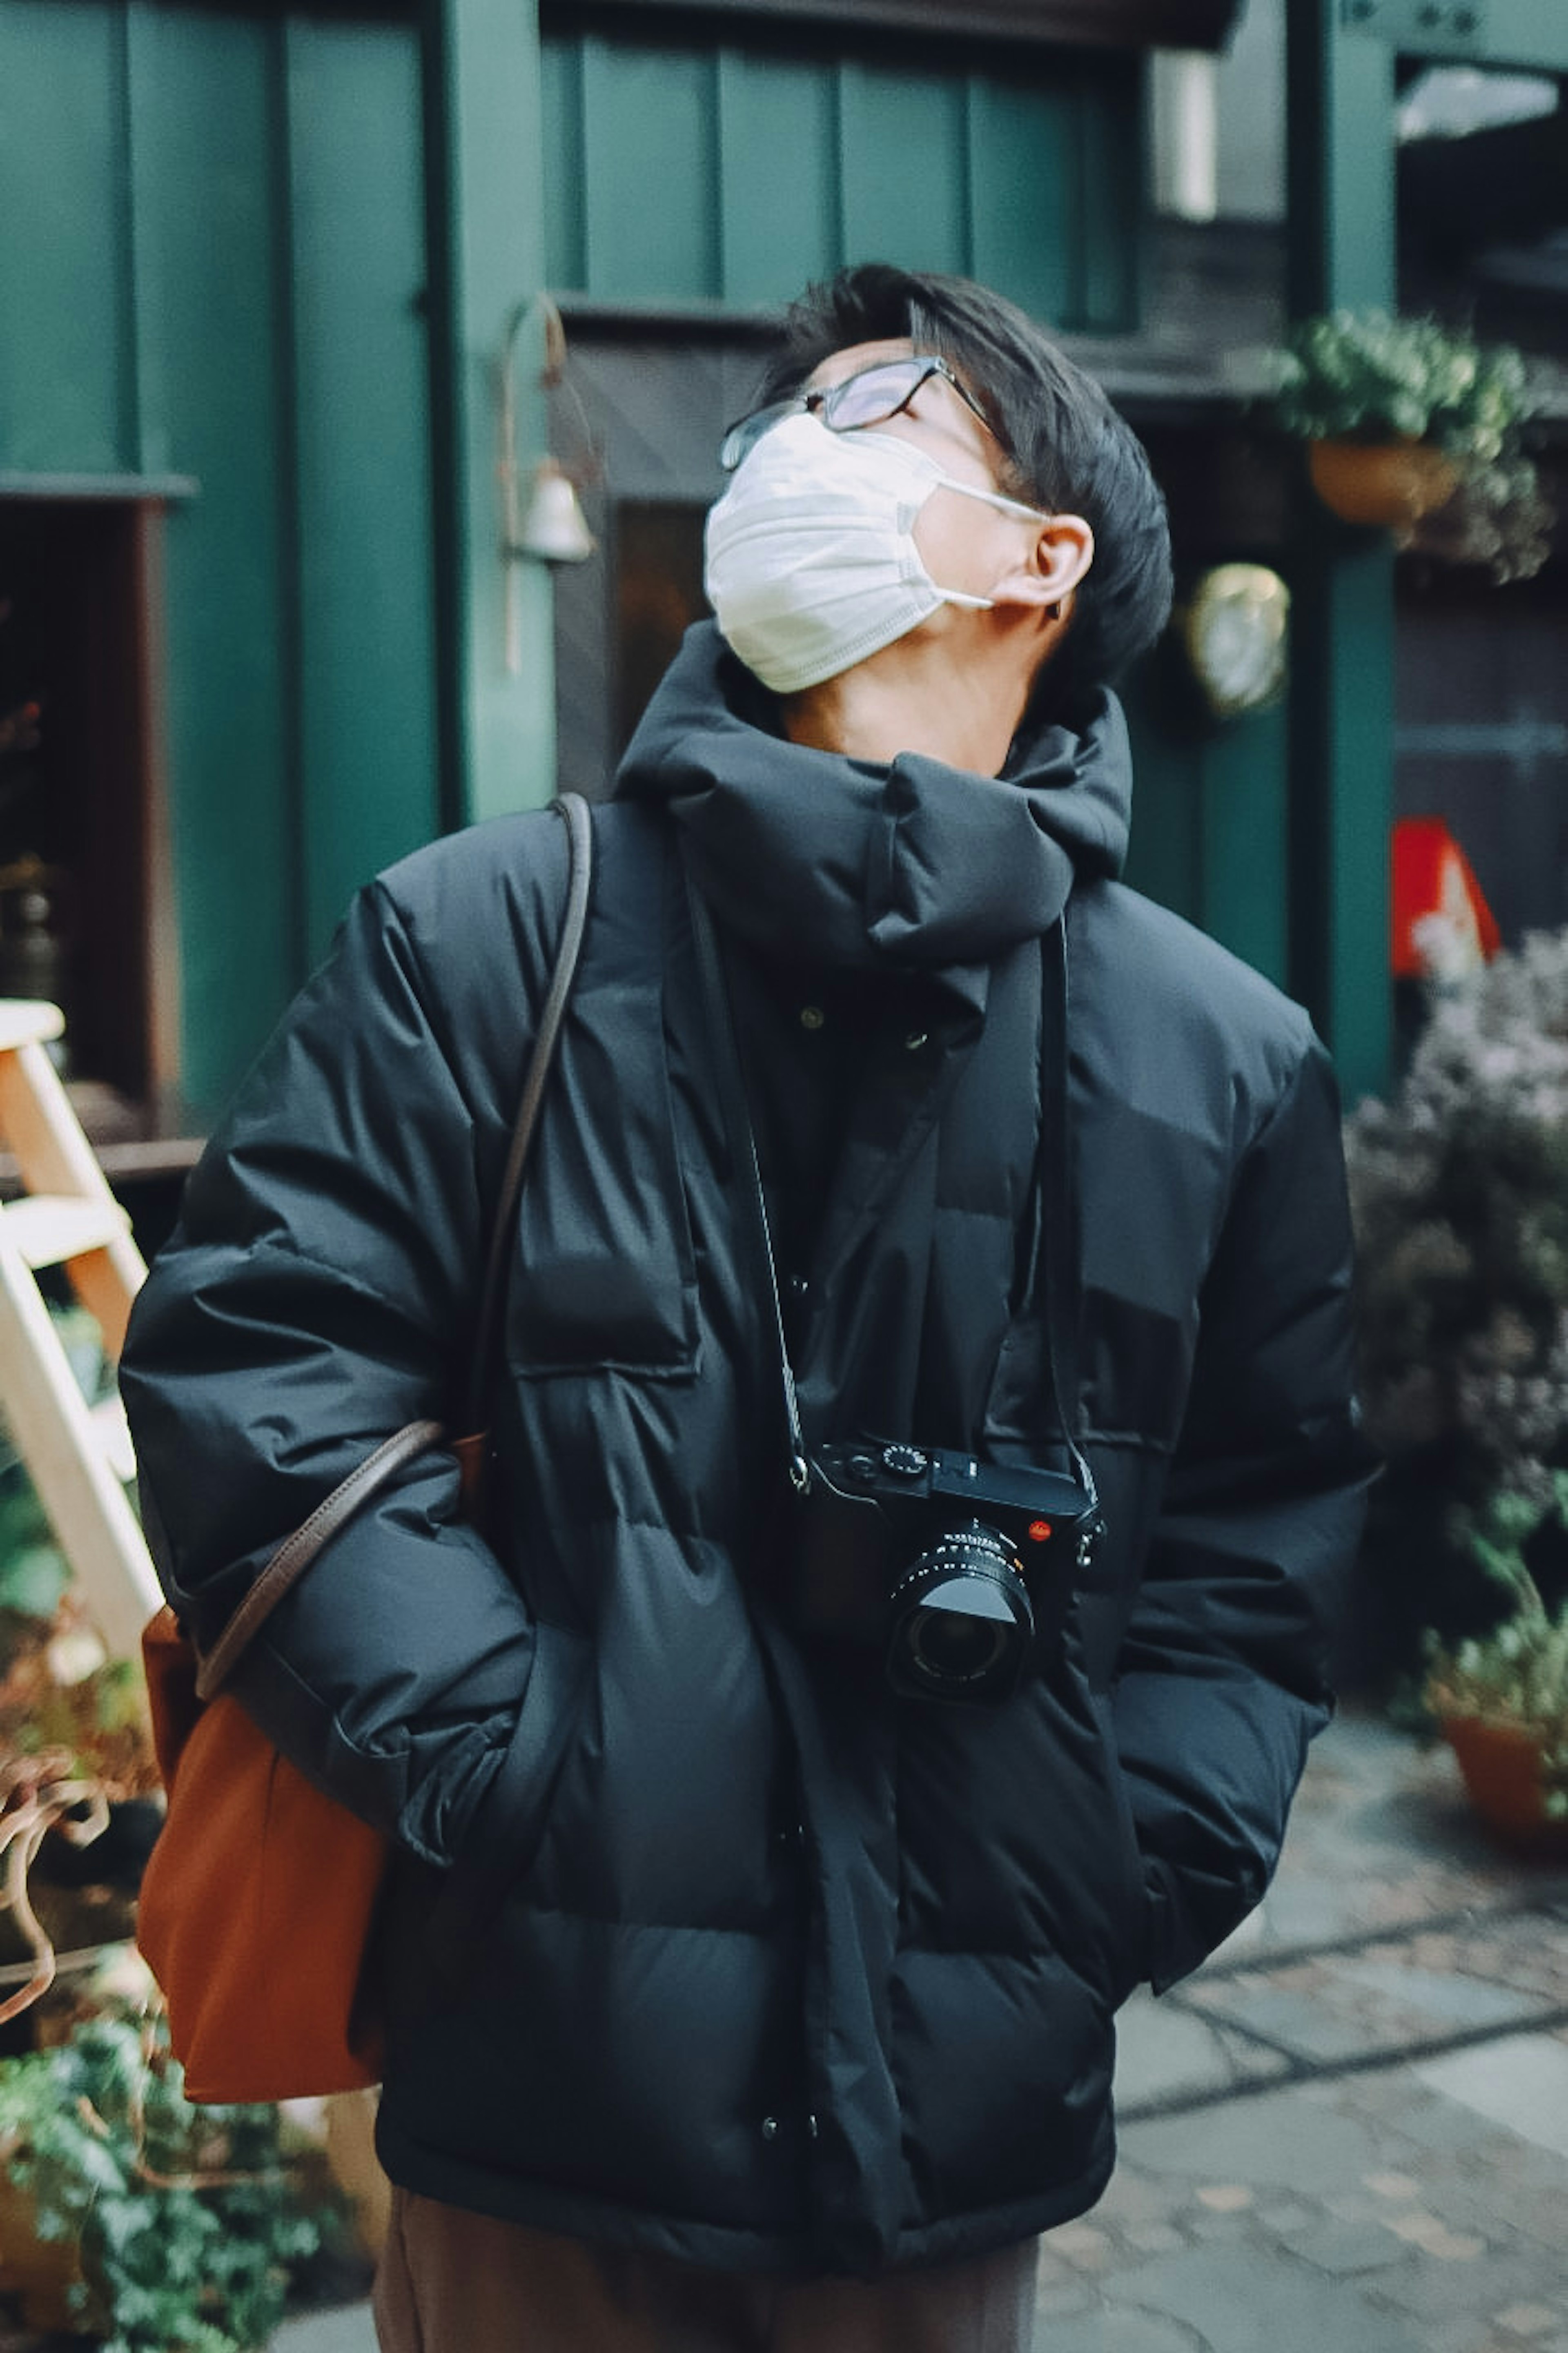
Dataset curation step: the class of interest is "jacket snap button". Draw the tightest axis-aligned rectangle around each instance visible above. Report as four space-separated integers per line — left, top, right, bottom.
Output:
800 1005 825 1032
904 1031 928 1052
761 2116 780 2141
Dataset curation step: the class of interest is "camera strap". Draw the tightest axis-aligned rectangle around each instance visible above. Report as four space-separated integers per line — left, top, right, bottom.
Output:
684 861 812 1494
684 848 1093 1517
1033 916 1096 1509
974 919 1093 1506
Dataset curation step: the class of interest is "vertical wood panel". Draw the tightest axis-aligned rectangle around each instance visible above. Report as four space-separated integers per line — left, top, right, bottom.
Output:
1200 697 1289 985
271 13 308 994
1287 2 1396 1097
581 38 720 301
1078 59 1143 331
110 4 144 471
838 62 967 275
541 30 1145 335
130 4 296 1119
1121 680 1203 930
432 0 556 831
717 49 838 306
0 1 130 470
124 2 165 474
966 76 1077 327
541 34 586 292
1123 668 1290 986
285 16 439 963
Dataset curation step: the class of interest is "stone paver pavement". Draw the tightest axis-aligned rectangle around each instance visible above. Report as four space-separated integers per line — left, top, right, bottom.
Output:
1047 1712 1568 2353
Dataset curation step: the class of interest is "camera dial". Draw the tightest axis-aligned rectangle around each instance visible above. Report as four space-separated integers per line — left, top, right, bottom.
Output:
881 1444 928 1478
886 1520 1035 1705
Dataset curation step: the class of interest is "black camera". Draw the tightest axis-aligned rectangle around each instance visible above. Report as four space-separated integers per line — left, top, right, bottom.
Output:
783 1439 1102 1706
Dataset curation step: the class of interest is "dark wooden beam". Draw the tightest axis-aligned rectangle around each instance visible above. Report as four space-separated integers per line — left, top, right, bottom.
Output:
1286 0 1398 1105
542 0 1243 56
424 0 559 824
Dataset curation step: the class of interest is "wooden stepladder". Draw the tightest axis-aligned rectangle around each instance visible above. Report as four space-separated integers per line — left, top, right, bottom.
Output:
0 1002 160 1660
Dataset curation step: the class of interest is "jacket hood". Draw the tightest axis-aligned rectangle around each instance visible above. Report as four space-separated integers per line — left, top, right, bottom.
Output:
614 622 1131 987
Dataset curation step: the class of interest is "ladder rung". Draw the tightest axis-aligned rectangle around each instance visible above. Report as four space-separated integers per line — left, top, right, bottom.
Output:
0 1194 129 1270
88 1394 137 1485
0 1001 65 1054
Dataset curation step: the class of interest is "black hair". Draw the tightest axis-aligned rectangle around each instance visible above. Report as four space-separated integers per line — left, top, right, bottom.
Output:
757 263 1174 719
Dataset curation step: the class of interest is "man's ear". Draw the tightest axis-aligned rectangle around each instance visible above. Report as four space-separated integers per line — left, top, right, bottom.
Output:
991 515 1095 612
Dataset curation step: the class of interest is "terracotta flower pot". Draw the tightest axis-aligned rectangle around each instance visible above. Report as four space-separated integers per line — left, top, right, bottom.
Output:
1308 438 1460 530
1437 1713 1568 1855
0 2171 85 2332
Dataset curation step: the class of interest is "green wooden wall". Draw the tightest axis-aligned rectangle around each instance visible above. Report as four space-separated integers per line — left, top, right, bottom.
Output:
1122 675 1290 992
0 0 438 1122
541 28 1144 329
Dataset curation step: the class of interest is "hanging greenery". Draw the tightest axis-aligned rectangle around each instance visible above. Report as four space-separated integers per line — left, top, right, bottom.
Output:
1272 310 1529 462
1270 310 1552 579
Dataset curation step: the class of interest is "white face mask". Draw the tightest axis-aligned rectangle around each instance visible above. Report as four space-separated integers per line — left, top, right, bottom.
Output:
703 412 1047 695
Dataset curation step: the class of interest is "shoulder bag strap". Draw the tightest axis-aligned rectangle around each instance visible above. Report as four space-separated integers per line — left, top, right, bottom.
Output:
194 791 594 1702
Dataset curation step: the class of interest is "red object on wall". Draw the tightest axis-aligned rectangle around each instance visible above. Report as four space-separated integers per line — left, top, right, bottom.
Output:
1392 818 1501 980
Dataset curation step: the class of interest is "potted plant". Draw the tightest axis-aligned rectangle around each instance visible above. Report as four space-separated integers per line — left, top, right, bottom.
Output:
1423 1480 1568 1853
0 1988 343 2350
1272 309 1532 536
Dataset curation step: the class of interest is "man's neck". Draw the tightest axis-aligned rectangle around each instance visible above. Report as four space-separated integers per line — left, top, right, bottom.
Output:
778 631 1034 777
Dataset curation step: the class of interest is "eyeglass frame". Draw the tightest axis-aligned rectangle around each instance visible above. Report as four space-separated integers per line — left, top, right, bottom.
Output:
718 353 1009 475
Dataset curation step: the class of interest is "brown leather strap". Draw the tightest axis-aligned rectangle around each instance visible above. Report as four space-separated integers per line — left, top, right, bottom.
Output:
461 791 593 1435
195 1418 444 1700
191 793 594 1702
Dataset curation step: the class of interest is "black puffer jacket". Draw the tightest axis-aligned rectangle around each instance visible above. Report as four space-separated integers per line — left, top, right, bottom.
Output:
122 626 1370 2277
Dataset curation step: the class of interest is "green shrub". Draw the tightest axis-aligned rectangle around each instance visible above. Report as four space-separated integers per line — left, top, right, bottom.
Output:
1346 931 1568 1675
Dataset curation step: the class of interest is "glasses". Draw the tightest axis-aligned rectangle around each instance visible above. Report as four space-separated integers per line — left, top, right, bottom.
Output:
719 354 1004 473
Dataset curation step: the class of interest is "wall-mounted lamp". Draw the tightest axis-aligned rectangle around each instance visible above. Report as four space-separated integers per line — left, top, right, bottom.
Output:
500 296 599 671
1180 564 1290 720
513 459 597 565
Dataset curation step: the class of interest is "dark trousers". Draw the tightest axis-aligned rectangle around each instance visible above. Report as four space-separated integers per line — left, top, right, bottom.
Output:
373 2188 1040 2352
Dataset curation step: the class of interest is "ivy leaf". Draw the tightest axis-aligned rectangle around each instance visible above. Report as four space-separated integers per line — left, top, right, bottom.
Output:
76 2136 130 2196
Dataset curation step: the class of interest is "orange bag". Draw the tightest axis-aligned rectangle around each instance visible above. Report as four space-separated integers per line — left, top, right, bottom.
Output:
134 797 592 2105
138 1606 391 2101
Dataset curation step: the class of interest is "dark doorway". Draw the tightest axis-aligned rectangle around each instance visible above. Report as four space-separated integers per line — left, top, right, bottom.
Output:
614 499 709 758
549 323 770 796
0 499 175 1133
1394 562 1568 950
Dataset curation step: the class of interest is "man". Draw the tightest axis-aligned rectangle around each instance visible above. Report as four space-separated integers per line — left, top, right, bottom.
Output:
122 265 1371 2352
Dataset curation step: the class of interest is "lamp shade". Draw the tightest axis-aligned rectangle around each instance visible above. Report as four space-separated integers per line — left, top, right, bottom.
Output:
515 461 596 564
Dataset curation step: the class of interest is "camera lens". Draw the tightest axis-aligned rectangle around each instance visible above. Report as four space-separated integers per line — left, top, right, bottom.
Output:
907 1609 1008 1684
886 1523 1034 1705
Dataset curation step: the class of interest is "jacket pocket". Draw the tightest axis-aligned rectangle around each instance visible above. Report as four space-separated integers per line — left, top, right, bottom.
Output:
423 1619 592 1977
